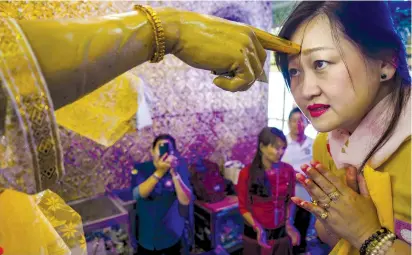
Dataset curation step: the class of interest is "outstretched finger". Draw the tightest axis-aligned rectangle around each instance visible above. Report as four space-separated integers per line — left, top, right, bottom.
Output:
248 31 268 66
250 26 301 54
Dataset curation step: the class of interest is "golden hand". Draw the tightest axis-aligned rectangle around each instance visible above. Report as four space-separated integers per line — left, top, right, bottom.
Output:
161 8 300 92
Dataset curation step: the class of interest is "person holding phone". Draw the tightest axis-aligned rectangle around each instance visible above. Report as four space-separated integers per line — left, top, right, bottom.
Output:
132 134 192 255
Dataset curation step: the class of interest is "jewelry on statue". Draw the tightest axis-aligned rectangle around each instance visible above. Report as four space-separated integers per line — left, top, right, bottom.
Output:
328 190 340 201
311 199 318 206
134 5 166 63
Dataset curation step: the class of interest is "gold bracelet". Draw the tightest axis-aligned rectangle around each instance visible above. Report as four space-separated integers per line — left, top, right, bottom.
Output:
134 5 166 63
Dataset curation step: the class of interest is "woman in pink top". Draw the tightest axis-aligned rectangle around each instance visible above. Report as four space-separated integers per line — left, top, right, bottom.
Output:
237 127 300 255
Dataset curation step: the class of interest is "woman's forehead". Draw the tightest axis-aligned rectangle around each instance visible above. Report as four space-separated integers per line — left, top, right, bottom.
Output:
290 15 338 54
270 137 286 147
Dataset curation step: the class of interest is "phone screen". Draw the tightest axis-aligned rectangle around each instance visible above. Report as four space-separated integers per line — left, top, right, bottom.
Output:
159 143 170 157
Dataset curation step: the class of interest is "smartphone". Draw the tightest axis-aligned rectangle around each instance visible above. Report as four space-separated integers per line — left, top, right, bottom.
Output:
159 143 170 157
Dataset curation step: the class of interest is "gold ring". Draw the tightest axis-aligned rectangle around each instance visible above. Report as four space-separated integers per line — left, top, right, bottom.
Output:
320 211 328 220
328 191 340 201
321 202 331 209
311 199 318 206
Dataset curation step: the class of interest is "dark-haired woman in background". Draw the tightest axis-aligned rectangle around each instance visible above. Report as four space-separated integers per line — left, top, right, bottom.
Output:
237 127 300 255
275 1 411 255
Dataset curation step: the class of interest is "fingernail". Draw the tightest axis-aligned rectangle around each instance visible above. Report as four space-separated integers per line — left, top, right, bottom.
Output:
291 197 301 204
296 173 306 184
310 160 319 167
301 164 309 173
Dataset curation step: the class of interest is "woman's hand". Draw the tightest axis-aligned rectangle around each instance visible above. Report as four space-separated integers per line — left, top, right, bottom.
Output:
153 154 172 176
291 161 382 250
159 8 300 92
254 225 271 249
286 223 301 246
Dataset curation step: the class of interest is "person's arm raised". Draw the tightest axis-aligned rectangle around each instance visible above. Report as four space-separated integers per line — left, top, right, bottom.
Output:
18 7 300 109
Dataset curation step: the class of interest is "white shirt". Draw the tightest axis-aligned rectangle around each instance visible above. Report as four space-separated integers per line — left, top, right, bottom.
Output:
282 134 314 201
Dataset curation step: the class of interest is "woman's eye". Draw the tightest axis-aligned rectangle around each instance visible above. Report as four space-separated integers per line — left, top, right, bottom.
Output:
314 60 329 70
288 68 300 77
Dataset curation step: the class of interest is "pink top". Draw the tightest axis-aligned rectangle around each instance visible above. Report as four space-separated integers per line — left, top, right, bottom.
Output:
237 163 295 229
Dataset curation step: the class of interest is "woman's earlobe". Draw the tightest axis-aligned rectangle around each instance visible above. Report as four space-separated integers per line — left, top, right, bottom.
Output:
380 60 396 81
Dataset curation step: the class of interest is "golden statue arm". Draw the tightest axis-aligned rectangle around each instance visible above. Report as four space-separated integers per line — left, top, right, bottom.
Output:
17 7 300 109
17 9 177 109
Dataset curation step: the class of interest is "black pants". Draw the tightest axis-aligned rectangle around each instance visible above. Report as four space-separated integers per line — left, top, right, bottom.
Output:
243 224 293 255
293 206 312 254
137 240 181 255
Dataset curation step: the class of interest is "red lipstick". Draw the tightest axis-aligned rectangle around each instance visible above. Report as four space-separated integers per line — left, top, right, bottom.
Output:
307 104 330 118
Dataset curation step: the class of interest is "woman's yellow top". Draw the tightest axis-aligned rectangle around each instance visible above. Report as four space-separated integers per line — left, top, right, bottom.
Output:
313 133 411 255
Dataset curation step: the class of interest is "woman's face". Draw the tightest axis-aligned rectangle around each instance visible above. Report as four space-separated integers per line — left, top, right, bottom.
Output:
287 15 393 133
288 112 307 136
151 139 173 161
260 138 286 163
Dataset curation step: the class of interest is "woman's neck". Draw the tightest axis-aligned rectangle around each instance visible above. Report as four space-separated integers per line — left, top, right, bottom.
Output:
343 82 393 134
262 157 273 171
290 132 306 144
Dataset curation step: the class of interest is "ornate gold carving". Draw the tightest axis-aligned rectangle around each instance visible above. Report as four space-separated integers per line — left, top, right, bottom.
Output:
0 18 63 192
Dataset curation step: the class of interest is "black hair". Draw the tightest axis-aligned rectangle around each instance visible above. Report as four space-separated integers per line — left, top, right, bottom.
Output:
288 107 303 121
152 134 177 151
249 127 287 197
275 1 411 172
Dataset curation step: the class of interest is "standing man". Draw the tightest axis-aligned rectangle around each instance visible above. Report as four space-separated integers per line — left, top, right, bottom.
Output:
132 134 192 255
282 107 317 255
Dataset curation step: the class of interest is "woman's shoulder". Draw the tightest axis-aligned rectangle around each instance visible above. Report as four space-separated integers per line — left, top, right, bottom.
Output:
379 136 411 173
280 162 295 172
378 137 411 229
